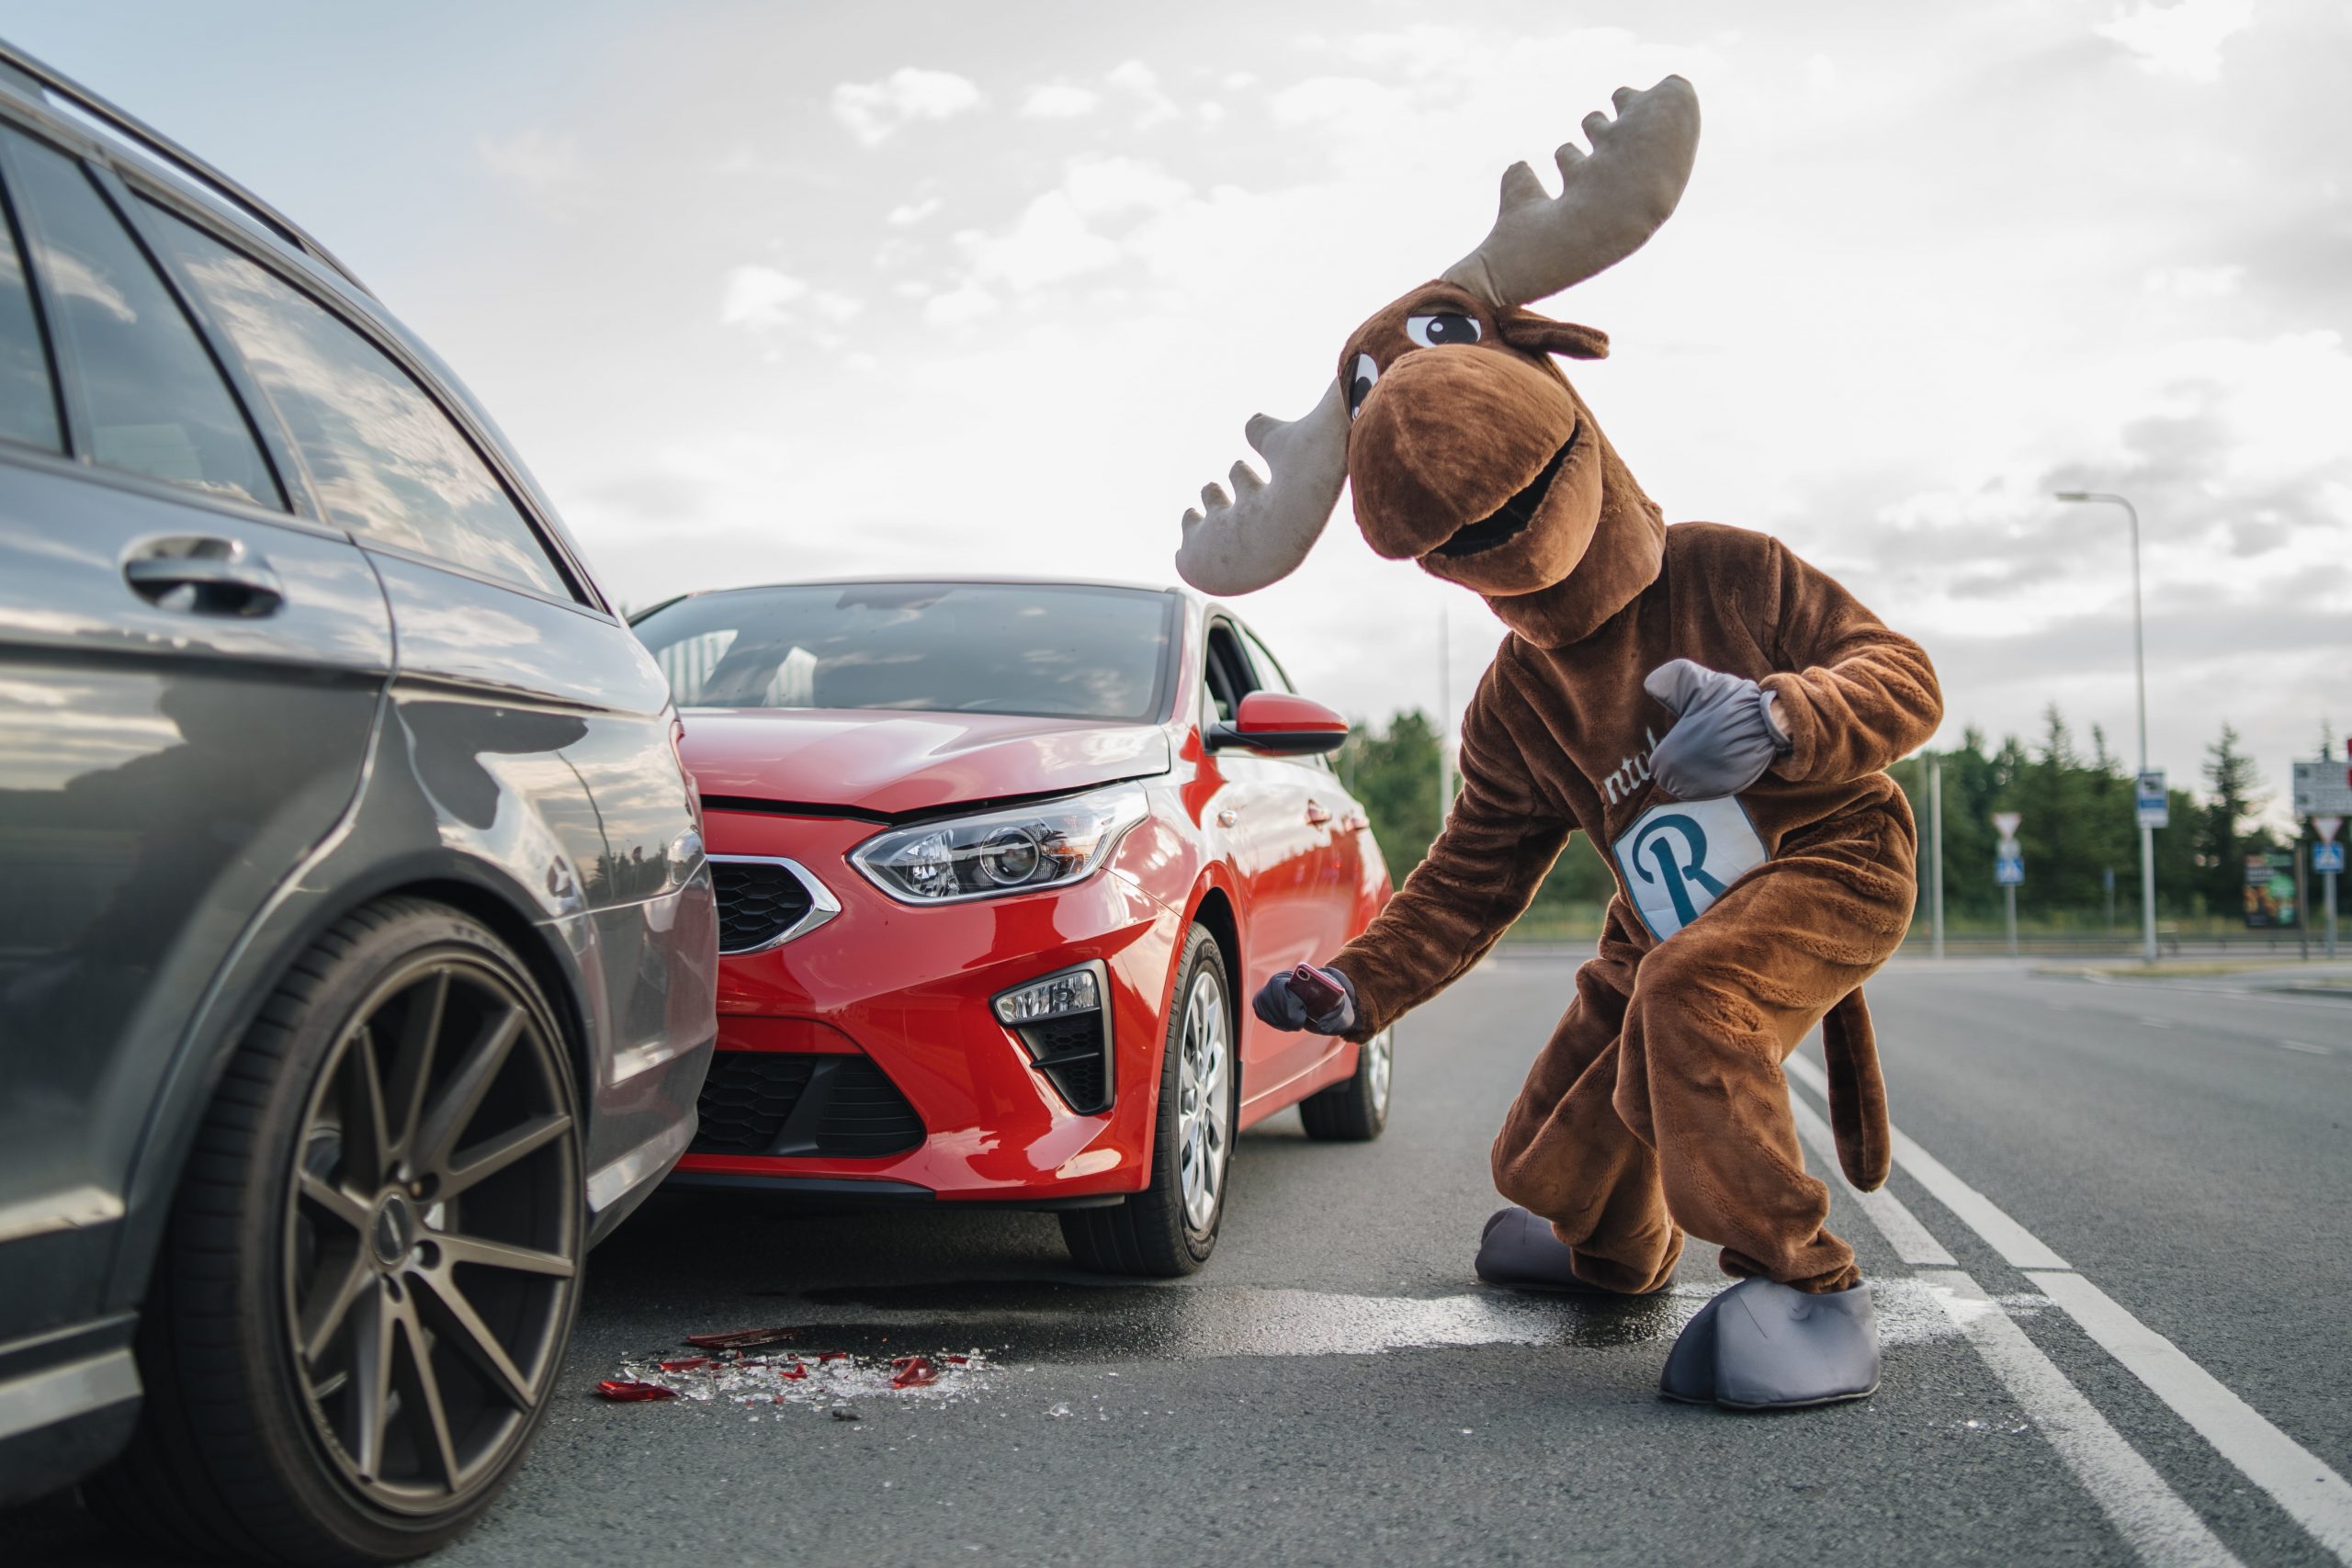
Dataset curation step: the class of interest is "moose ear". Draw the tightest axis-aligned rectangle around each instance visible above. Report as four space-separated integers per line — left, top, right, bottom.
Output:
1498 311 1610 360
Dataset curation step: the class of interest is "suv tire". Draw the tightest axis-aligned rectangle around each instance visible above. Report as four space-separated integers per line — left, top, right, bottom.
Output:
93 897 583 1565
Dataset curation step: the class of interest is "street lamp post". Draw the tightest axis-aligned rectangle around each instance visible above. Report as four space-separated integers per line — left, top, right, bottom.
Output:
2055 491 2157 965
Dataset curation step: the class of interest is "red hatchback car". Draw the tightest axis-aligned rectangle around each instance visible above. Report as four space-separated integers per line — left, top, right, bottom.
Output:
629 579 1395 1274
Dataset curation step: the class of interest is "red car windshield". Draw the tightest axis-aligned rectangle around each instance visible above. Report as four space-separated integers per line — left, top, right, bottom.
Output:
632 581 1179 723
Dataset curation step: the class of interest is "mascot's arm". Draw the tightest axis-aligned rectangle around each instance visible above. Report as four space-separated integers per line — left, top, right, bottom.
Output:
1328 671 1575 1039
1758 540 1944 785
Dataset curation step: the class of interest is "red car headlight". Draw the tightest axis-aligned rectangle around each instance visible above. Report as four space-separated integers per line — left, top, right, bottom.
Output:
850 783 1148 905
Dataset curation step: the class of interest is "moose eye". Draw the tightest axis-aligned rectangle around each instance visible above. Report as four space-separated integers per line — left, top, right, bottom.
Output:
1346 353 1379 420
1405 312 1482 349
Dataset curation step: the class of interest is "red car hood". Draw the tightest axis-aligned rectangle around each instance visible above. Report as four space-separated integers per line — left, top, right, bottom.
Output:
680 709 1173 816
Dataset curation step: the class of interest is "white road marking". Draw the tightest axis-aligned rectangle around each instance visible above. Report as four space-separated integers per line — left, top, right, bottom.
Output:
2278 1041 2333 1056
1784 1093 1955 1266
2030 1270 2352 1563
1787 1050 2352 1566
1783 1079 2234 1563
1920 1270 2245 1568
1785 1053 2069 1269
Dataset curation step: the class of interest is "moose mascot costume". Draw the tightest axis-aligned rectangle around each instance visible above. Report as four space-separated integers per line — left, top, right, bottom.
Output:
1177 76 1942 1410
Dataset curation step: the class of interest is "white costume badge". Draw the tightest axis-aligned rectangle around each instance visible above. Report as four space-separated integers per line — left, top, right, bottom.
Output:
1611 796 1770 940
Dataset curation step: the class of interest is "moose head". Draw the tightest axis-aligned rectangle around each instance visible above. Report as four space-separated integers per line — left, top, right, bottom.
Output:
1174 77 1702 643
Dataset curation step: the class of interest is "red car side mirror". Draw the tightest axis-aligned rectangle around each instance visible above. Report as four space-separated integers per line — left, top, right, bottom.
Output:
1209 692 1351 756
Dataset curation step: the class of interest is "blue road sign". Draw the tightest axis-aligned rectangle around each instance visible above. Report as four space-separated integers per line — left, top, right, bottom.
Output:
2316 843 2346 874
1996 853 2025 886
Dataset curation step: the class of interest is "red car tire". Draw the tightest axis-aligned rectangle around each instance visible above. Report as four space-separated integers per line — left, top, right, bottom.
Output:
1060 926 1234 1276
1299 1024 1394 1143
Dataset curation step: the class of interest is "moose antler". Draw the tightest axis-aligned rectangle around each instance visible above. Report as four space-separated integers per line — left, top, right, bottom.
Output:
1442 75 1701 308
1172 380 1350 596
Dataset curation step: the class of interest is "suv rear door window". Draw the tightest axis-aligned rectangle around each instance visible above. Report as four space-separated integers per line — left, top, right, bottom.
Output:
0 183 59 452
0 127 277 504
148 207 571 600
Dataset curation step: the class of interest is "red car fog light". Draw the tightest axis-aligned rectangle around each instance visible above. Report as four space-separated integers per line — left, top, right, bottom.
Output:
991 960 1114 1116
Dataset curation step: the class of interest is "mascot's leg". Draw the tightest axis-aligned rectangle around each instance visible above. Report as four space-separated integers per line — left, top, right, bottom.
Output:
1623 807 1916 1409
1485 905 1683 1295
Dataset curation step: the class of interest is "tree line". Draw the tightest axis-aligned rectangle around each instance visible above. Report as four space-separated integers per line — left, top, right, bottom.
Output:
1336 706 2343 934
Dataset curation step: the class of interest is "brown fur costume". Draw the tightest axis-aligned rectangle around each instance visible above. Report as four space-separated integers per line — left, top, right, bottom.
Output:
1173 78 1941 1295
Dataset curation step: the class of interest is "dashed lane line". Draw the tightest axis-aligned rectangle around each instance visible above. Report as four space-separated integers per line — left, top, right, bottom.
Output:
1786 1051 2352 1566
1783 1092 2240 1568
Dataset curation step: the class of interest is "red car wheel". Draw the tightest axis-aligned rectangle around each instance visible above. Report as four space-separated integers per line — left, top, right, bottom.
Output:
1060 926 1233 1276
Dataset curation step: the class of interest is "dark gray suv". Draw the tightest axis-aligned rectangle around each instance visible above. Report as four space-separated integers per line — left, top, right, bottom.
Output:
0 44 718 1563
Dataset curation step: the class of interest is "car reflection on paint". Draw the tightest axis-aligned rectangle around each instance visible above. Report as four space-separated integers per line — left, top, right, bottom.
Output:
631 578 1396 1275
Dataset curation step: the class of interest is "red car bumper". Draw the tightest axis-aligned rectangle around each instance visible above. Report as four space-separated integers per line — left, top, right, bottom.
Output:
670 807 1184 1202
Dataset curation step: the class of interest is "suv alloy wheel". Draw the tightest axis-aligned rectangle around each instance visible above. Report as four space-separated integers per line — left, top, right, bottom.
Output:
93 898 583 1564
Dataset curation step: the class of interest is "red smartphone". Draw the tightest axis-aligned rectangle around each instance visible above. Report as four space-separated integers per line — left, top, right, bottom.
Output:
1289 963 1345 1015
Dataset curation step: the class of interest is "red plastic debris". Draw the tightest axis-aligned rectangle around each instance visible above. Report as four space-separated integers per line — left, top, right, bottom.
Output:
890 1356 939 1389
816 1351 849 1362
778 1362 808 1381
685 1325 803 1350
944 1355 970 1365
595 1380 676 1402
658 1357 712 1372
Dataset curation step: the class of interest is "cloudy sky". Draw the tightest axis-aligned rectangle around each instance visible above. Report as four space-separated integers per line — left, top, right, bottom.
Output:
5 0 2342 826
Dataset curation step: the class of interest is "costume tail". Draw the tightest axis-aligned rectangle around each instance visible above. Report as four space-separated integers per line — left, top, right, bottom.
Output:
1820 988 1890 1191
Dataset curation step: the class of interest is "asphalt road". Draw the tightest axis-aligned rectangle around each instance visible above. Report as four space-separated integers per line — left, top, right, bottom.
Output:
16 955 2352 1567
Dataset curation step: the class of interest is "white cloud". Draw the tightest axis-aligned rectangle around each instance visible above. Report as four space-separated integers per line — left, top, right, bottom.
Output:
830 67 983 147
1061 155 1192 220
923 285 999 325
1339 23 1476 77
888 196 944 226
1104 58 1182 127
478 128 586 190
2144 264 2245 299
720 265 859 332
956 191 1121 290
1021 83 1100 118
719 265 807 329
2094 0 2256 82
1269 75 1408 127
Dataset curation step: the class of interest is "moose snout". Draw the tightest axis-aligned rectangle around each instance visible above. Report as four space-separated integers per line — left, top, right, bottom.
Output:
1346 347 1581 562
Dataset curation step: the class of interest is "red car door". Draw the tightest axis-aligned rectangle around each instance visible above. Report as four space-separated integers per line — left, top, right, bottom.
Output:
1220 621 1348 1100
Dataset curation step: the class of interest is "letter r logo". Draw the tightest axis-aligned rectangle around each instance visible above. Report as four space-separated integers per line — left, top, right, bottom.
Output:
1611 796 1770 940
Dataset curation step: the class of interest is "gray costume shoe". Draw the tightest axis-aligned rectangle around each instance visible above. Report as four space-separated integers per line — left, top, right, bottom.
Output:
1474 1206 1669 1294
1659 1276 1880 1410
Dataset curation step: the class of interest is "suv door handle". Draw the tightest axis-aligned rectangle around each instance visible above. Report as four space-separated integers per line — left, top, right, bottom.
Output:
125 539 285 617
1304 800 1332 827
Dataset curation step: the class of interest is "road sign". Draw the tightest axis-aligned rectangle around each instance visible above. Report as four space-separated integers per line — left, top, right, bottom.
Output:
1996 852 2024 886
1992 811 2021 839
2317 843 2346 875
2292 760 2352 818
2316 816 2343 843
2135 770 2168 829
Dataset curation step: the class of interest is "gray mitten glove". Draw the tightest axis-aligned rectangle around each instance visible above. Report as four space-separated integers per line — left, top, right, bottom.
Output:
1643 659 1791 799
1251 964 1358 1036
